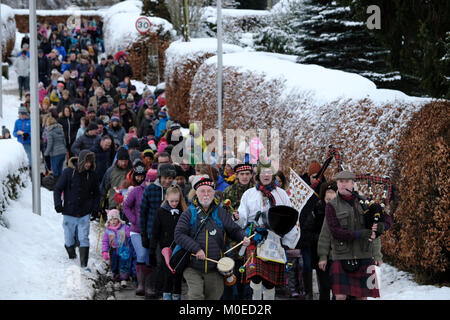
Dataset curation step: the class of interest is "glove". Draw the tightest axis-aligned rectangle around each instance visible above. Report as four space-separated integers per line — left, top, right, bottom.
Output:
141 234 149 249
55 205 63 213
358 229 373 242
375 222 385 236
149 250 157 267
102 252 109 261
22 132 29 140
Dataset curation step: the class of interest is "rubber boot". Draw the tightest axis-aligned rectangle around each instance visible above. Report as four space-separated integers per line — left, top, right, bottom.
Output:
262 286 276 300
65 245 76 259
303 271 313 300
135 264 147 296
144 268 156 300
250 281 262 300
162 292 172 300
172 293 181 300
79 246 90 270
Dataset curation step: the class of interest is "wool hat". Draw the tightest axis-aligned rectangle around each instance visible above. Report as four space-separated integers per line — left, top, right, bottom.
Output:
111 116 121 122
143 149 154 158
105 209 124 227
86 123 98 131
99 96 108 105
116 146 130 161
335 171 356 181
118 99 127 106
87 106 96 113
129 149 143 164
18 106 28 114
119 82 128 89
234 163 253 174
193 176 215 191
170 122 181 130
127 94 134 102
158 110 167 118
157 163 177 178
146 168 158 182
308 161 321 176
128 137 140 149
133 160 146 176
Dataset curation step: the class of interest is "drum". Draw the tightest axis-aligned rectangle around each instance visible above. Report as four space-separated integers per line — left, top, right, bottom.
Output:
217 257 235 277
261 205 299 237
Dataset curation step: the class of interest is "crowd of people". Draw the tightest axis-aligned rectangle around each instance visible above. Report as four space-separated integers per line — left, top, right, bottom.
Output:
4 19 392 301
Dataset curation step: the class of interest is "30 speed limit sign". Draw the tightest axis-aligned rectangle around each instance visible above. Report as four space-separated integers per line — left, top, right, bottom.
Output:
136 17 152 34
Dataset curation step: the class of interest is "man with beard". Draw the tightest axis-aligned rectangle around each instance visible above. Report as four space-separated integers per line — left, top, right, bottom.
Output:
174 176 250 300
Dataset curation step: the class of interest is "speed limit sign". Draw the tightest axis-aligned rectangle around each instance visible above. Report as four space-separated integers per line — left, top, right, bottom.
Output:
136 17 152 34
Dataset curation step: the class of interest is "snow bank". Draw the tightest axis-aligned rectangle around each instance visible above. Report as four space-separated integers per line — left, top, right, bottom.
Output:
1 4 16 61
165 38 245 125
0 183 106 299
101 0 175 56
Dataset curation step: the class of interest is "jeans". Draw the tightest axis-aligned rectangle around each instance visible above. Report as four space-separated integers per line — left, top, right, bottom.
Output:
50 153 65 177
302 247 312 273
62 214 90 247
18 76 30 98
130 233 150 266
22 143 32 168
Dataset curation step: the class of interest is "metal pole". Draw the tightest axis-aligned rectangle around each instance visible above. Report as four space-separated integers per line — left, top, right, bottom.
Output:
0 3 3 119
217 0 223 148
29 0 41 215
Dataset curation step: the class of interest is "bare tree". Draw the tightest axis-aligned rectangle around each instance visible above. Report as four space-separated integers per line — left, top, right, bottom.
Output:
165 0 208 39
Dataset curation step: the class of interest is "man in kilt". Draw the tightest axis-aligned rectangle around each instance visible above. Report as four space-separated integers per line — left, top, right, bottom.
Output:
317 171 390 300
222 163 255 299
235 161 300 300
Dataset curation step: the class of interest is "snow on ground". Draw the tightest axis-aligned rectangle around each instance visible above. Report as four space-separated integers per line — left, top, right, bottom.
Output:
0 181 106 299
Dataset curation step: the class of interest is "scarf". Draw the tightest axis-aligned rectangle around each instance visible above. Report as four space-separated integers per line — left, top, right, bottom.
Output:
162 201 180 215
256 182 277 207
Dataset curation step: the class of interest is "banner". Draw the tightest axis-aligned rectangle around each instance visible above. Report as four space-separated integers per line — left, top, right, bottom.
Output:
289 167 315 213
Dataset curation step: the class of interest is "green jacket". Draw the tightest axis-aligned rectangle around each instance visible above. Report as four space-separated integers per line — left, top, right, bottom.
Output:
317 195 382 261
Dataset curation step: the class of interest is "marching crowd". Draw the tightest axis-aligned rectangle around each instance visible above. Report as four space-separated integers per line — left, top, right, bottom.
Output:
2 19 392 301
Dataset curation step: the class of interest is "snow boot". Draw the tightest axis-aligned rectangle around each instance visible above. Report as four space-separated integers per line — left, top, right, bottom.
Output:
162 292 172 300
65 245 77 259
79 246 90 270
144 269 156 300
250 281 262 300
172 293 181 300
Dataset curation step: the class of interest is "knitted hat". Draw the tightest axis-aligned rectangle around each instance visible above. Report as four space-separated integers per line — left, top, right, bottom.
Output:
127 94 134 102
146 168 157 182
87 106 96 113
111 116 121 122
116 146 130 161
192 175 215 191
143 149 154 158
170 122 181 130
128 137 140 149
118 99 127 106
308 161 321 176
129 149 143 164
234 163 252 174
133 160 146 176
158 110 167 118
105 209 124 227
86 123 98 131
157 163 176 178
99 96 108 105
119 82 128 89
18 106 28 114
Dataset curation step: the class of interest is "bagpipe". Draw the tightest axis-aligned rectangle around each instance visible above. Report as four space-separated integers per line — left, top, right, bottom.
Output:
310 145 343 189
347 175 392 251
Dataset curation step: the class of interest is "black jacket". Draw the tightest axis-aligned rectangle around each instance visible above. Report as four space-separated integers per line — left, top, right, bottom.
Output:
57 115 77 147
53 150 100 217
113 63 133 83
89 140 113 183
150 202 183 250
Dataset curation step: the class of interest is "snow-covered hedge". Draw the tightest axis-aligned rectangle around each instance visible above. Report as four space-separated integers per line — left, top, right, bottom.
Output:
0 139 29 226
101 0 176 57
1 4 16 61
165 45 449 278
164 38 244 125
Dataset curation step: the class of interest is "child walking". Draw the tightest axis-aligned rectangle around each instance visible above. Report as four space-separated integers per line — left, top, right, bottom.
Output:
102 209 132 289
150 185 187 300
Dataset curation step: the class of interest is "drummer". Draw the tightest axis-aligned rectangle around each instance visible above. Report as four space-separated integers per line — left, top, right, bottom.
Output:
174 176 251 300
235 160 300 300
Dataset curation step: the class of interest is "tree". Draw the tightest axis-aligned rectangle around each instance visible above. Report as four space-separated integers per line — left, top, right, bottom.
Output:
164 0 208 38
142 0 172 22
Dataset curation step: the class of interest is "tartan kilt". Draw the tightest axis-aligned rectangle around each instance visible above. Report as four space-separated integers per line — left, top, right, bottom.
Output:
331 259 380 298
243 246 286 287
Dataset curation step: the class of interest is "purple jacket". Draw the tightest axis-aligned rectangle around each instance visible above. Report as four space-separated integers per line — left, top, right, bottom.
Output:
102 223 130 253
123 181 147 233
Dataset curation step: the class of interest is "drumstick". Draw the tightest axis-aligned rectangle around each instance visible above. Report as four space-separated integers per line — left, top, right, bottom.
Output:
190 254 219 264
223 233 256 256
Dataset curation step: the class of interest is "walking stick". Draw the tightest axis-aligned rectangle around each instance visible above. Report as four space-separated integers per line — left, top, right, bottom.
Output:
96 213 103 253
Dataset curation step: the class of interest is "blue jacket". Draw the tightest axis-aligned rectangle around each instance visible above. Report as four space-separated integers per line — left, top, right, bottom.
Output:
155 116 169 138
53 45 66 59
217 175 230 193
13 117 31 145
53 151 100 218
